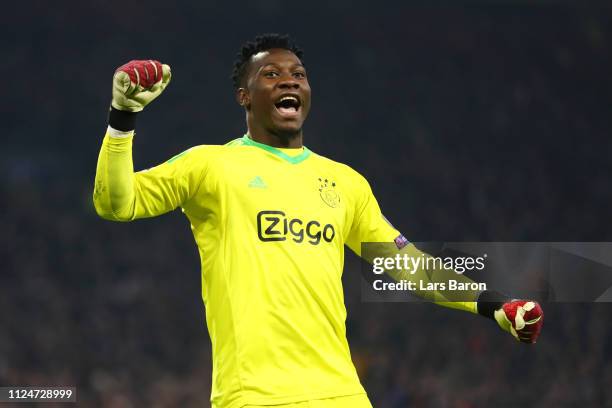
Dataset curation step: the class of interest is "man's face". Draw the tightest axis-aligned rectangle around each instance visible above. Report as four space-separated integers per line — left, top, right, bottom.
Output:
239 48 311 138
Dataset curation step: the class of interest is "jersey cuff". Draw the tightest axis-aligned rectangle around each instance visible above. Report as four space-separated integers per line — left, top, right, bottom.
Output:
107 125 134 138
108 106 138 131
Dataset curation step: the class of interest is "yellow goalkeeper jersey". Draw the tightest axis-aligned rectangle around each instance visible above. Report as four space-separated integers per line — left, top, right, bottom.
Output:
94 133 400 408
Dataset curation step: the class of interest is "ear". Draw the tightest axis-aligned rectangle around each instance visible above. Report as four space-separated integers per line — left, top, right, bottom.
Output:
236 88 250 109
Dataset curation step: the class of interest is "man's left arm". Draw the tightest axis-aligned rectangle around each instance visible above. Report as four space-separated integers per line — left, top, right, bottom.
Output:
344 173 544 344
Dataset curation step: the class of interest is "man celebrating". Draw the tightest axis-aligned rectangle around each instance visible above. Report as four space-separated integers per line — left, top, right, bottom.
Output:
94 34 543 408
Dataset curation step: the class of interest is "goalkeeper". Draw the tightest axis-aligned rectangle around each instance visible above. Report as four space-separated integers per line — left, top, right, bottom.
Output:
93 35 543 408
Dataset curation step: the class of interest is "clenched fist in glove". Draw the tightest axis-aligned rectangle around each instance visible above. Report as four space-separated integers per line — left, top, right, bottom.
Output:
477 291 544 344
494 300 544 343
111 59 172 112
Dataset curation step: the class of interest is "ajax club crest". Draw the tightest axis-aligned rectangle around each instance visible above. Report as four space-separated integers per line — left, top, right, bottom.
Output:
318 178 340 208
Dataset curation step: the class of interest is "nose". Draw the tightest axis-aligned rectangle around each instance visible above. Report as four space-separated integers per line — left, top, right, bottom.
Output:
278 74 299 90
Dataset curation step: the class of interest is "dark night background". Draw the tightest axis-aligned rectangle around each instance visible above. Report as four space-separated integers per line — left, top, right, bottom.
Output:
1 1 611 407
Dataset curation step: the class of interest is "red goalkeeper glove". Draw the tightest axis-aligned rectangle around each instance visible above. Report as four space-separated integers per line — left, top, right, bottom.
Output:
111 59 172 112
478 292 544 344
107 59 172 132
494 300 544 343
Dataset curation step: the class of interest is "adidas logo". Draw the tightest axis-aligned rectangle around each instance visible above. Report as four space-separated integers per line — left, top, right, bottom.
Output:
248 176 267 189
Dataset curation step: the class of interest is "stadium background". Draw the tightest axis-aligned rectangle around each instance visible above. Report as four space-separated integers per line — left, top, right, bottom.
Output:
1 2 611 407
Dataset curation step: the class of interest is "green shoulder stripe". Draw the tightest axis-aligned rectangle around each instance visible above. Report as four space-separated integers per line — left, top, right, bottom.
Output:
166 149 190 164
225 138 245 146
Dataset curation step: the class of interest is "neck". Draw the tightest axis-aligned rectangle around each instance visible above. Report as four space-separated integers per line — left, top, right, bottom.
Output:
247 120 303 148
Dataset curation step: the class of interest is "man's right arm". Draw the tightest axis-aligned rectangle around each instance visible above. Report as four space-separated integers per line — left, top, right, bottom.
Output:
93 59 198 221
93 126 203 221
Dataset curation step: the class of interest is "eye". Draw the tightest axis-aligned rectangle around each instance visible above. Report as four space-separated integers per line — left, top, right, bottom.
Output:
264 71 279 78
293 71 306 79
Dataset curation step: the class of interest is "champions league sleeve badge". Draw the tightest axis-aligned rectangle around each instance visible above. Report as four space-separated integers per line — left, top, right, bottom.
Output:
394 234 409 249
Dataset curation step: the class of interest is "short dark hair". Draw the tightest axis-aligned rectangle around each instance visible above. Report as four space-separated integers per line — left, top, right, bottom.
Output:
232 33 304 90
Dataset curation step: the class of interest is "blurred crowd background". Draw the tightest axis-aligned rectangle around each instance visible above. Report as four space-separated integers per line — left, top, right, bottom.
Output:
1 2 611 407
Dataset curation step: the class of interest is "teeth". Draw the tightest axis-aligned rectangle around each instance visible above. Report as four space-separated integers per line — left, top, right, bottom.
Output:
279 96 298 103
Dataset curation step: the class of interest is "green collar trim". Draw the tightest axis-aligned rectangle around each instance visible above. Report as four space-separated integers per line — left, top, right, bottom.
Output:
241 135 312 164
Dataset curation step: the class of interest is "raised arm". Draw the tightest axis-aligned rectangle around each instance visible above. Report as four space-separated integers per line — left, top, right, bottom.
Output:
93 60 200 221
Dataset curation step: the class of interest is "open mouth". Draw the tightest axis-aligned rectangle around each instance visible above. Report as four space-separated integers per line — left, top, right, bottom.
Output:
274 95 301 117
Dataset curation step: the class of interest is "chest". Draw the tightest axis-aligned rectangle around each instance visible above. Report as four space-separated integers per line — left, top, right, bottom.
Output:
207 157 353 241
